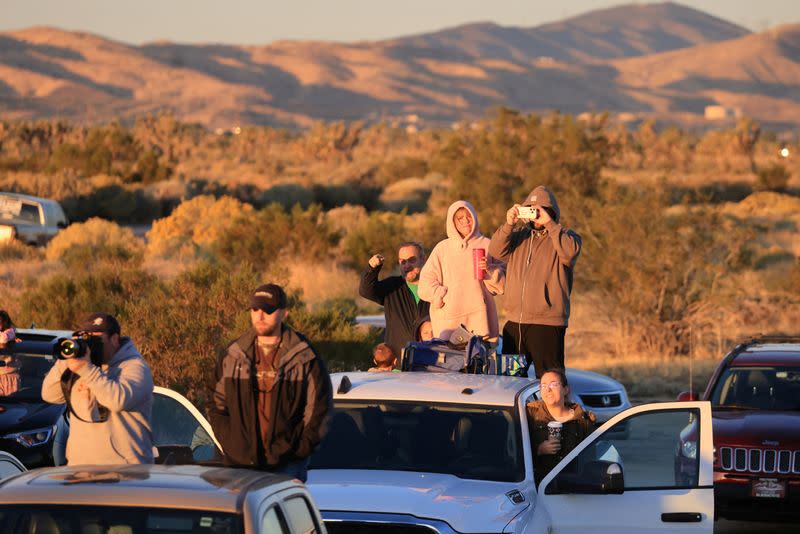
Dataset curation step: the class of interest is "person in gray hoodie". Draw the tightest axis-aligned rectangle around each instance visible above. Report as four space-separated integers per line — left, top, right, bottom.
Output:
488 186 581 378
42 312 154 465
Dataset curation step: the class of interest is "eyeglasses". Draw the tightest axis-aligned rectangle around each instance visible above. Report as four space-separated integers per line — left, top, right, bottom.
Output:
398 256 418 266
541 381 563 391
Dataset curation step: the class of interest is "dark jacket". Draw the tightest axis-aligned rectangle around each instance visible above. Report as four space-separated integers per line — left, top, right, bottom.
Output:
489 186 581 327
359 265 430 357
527 400 596 485
207 325 332 468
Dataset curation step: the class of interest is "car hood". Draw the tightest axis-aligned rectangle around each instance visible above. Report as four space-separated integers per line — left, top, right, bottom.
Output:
565 368 625 393
307 470 530 533
712 409 800 448
0 401 62 435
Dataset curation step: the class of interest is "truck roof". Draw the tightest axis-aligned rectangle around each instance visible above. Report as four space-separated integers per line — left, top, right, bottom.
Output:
0 465 297 514
331 372 536 407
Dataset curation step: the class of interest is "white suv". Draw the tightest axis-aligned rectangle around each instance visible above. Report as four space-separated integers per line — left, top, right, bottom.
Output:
305 372 715 533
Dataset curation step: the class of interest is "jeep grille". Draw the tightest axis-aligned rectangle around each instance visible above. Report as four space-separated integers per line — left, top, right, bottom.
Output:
719 447 799 474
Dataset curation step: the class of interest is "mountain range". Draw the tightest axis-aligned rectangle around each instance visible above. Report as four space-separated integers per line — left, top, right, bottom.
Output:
1 2 798 128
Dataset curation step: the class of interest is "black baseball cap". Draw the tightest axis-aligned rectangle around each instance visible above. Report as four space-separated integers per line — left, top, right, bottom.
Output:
79 312 121 336
250 283 288 314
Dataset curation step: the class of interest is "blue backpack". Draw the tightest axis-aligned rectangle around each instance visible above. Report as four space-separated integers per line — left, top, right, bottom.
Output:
400 331 486 374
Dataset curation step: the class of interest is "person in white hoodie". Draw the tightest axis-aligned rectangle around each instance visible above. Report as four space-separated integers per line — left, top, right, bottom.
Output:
42 313 154 465
418 200 505 341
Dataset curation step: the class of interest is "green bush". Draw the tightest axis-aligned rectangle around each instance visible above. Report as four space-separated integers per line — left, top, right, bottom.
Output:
211 203 340 265
342 210 409 269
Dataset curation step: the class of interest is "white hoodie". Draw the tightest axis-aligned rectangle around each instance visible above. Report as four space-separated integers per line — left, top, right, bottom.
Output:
418 200 505 339
42 338 154 465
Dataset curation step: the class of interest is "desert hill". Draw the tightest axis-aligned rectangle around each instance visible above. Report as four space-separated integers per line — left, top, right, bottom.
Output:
1 2 797 128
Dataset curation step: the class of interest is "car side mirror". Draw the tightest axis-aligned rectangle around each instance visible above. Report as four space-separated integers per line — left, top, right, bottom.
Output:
677 391 698 401
545 461 624 495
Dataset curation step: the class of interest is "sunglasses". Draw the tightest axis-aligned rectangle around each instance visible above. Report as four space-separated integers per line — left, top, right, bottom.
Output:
398 256 418 266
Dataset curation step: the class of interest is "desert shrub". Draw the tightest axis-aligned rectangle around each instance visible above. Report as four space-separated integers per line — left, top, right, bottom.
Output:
379 177 432 213
46 218 144 263
18 265 157 331
0 240 41 261
342 210 409 269
123 262 259 405
211 203 340 265
431 109 609 230
755 163 791 192
312 183 382 210
377 156 429 184
579 184 755 357
146 195 253 259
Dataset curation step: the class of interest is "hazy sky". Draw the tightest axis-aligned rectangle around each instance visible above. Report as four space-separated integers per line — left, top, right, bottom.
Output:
2 0 798 45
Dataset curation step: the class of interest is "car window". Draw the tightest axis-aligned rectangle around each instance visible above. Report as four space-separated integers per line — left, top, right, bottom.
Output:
282 496 318 534
711 366 800 411
310 401 524 482
556 409 701 490
0 351 55 401
152 392 217 462
0 459 24 480
261 505 290 534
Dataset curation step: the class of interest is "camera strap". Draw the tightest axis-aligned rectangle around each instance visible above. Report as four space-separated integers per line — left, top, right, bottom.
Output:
60 370 110 424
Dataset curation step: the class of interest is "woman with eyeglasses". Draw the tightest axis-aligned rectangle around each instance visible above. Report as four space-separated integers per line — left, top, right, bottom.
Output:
527 368 596 486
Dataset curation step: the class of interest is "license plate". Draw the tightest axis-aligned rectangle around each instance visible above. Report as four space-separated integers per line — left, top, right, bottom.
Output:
751 478 786 498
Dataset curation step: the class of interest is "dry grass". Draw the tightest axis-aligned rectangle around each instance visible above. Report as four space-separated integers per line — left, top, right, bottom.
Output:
287 261 361 311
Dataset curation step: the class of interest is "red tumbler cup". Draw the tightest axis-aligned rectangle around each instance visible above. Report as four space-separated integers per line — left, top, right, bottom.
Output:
473 248 486 280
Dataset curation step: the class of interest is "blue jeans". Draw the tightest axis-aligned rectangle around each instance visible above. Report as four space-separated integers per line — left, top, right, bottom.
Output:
274 458 309 482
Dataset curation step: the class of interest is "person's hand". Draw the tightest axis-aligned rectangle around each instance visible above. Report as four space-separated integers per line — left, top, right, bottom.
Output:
477 257 488 272
506 204 521 226
537 436 561 455
66 354 89 373
73 380 92 403
434 286 448 309
535 207 552 225
368 254 385 268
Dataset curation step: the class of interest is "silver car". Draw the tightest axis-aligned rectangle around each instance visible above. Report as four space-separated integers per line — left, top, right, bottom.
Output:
0 464 326 534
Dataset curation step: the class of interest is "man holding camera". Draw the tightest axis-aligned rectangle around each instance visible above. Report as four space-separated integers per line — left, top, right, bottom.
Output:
41 312 155 465
489 186 582 378
359 242 430 359
208 283 332 482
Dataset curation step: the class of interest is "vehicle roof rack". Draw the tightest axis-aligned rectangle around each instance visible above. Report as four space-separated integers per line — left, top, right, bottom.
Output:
722 333 800 365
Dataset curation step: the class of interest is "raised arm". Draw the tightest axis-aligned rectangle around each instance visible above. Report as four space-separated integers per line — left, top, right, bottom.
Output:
41 359 69 405
544 221 582 267
75 358 153 412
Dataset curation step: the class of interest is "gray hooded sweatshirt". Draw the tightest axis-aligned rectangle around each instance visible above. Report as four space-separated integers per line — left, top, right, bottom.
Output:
42 338 154 465
488 186 582 326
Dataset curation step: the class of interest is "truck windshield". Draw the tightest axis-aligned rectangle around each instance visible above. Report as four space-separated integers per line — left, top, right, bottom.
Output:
310 401 524 482
711 366 800 411
0 505 241 534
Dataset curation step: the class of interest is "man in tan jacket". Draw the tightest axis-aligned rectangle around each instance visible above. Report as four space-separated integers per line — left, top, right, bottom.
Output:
42 313 154 465
489 186 581 378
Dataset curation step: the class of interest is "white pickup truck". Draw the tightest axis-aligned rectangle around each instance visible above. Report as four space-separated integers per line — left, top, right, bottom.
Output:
0 192 68 246
305 372 715 534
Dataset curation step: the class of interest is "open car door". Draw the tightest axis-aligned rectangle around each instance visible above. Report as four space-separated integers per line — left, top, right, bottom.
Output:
535 401 713 533
152 386 221 464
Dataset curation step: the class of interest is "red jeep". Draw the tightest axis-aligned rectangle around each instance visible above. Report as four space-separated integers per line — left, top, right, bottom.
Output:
676 336 800 521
